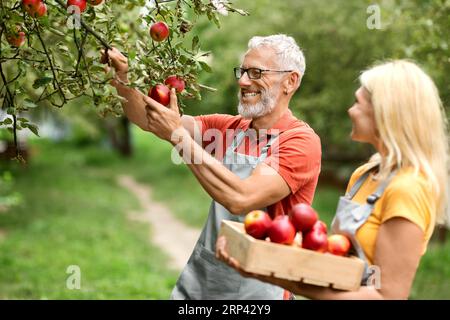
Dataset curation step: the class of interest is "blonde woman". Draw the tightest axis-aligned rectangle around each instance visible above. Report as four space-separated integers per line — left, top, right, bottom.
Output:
216 60 449 299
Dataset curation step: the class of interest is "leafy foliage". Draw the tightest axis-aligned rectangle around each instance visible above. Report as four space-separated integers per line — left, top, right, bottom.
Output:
0 0 247 157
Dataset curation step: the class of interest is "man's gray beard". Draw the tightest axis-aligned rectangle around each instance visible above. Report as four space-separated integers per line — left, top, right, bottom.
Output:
237 89 277 119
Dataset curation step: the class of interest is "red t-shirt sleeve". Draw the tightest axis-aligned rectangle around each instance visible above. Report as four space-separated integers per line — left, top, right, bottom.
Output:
194 114 241 150
194 114 239 134
264 128 322 194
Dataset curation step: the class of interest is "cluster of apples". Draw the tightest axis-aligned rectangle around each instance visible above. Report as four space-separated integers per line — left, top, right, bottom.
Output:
12 0 103 47
147 21 176 106
244 204 352 256
146 22 185 106
7 0 47 47
21 0 103 18
148 75 185 106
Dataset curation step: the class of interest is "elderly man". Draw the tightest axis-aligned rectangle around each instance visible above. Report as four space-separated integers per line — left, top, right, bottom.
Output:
104 34 321 299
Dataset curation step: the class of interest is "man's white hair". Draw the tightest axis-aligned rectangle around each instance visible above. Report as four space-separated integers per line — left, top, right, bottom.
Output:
248 34 306 75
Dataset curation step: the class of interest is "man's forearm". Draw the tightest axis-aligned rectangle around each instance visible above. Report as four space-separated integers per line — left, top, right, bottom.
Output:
112 73 148 130
172 128 247 214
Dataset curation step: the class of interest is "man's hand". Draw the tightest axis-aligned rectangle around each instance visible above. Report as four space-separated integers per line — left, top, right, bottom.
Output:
143 88 184 142
100 47 129 83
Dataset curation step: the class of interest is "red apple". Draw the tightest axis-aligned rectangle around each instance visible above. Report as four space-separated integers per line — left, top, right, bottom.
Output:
268 215 296 245
35 1 47 17
67 0 87 13
289 203 318 233
6 27 26 48
302 229 328 252
150 21 169 42
22 0 46 17
328 234 351 256
148 84 171 106
164 75 185 93
22 0 41 14
88 0 103 5
244 210 272 240
311 220 328 234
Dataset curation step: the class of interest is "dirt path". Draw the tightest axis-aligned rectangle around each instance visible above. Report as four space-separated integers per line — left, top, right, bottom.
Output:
117 175 201 271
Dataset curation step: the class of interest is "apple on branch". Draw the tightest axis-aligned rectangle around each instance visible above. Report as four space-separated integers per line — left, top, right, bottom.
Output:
22 0 47 18
165 75 185 93
244 210 272 240
88 0 103 5
150 21 170 42
67 0 87 13
6 27 26 48
148 84 171 106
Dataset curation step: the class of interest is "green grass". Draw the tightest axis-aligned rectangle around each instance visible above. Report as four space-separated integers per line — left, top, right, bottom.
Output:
410 237 450 300
118 129 211 229
0 137 178 299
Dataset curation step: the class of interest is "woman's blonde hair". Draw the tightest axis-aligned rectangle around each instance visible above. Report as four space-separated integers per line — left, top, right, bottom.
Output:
360 60 449 221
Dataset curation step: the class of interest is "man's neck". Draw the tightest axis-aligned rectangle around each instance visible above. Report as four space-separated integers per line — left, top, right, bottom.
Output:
250 105 288 133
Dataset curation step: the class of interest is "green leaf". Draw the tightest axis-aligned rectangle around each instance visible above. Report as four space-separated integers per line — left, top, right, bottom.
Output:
22 99 38 109
1 118 13 125
192 35 200 52
199 61 212 73
33 77 53 89
26 124 40 137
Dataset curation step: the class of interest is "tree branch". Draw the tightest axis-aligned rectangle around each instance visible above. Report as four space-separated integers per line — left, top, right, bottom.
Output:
34 21 66 107
53 0 112 50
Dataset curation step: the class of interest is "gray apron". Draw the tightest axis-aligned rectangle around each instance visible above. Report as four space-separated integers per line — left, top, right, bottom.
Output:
171 129 285 300
331 165 396 283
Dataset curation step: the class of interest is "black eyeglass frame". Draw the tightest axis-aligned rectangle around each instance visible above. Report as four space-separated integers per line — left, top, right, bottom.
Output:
233 67 293 80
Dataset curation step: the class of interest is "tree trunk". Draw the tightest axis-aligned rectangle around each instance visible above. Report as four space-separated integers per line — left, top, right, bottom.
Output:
118 117 132 157
436 225 447 244
105 116 133 157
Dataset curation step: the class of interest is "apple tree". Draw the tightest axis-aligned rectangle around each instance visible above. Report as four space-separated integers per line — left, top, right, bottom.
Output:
0 0 247 161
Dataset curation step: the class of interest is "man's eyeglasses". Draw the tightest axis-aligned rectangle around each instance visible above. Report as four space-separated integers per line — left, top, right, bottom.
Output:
234 67 293 80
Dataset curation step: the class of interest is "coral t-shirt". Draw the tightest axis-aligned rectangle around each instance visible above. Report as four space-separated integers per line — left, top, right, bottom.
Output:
194 109 322 218
347 163 436 265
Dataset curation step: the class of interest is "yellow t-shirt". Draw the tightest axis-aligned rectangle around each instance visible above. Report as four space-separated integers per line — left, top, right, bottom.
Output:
346 163 436 265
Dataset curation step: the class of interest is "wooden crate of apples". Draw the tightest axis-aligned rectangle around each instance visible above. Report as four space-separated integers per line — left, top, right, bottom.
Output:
218 204 365 291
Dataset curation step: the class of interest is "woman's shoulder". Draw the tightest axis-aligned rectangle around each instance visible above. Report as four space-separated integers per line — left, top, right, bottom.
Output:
380 167 435 234
388 167 430 192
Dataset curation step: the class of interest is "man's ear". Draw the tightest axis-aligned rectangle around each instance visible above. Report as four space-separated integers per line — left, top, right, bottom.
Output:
284 71 301 94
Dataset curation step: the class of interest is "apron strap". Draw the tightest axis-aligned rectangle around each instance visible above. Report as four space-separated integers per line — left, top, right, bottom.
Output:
257 134 279 162
224 129 278 162
346 169 374 199
366 169 397 206
347 165 398 206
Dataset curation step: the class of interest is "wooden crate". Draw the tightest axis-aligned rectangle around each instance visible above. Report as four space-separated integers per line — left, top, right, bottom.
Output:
218 220 365 291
